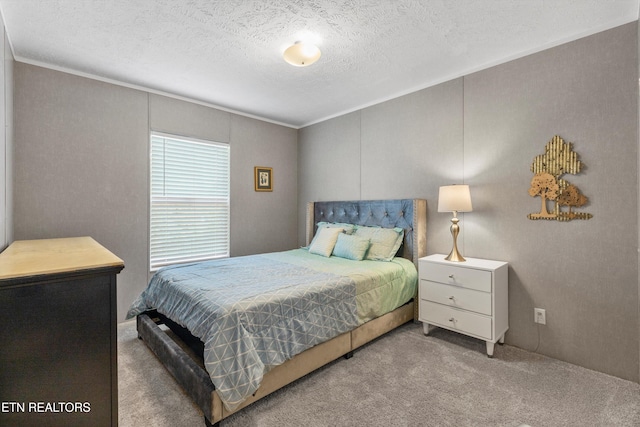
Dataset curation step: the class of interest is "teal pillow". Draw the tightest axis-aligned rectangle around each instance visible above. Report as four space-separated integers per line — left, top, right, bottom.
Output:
354 226 404 261
308 226 343 257
332 233 370 261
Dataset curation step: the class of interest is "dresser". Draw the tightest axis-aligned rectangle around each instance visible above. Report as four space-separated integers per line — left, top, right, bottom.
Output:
0 237 124 427
418 254 508 357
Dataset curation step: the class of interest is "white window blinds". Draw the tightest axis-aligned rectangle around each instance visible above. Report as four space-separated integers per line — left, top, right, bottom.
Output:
150 133 230 270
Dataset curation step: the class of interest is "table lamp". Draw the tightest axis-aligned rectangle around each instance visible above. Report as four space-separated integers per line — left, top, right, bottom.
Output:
438 184 472 262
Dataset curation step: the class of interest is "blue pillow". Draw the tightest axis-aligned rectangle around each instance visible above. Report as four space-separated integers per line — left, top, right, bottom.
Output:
332 233 370 261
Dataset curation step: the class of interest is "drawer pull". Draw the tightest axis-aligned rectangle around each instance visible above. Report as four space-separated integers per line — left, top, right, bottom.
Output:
448 274 454 279
448 317 456 322
448 296 455 301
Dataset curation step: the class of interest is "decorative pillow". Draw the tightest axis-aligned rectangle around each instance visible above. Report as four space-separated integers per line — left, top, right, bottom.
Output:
354 226 404 261
332 233 370 261
308 226 344 257
316 221 356 234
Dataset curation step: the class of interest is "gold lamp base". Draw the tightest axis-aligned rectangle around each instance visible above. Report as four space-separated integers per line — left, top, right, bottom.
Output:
445 216 466 262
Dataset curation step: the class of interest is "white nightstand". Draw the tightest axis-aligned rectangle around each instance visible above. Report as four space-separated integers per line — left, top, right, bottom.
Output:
418 254 509 357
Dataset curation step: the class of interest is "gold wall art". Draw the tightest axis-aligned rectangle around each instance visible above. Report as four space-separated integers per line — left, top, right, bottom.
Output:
528 135 592 221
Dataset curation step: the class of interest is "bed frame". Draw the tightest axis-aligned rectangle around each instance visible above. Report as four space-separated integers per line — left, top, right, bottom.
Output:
136 199 427 426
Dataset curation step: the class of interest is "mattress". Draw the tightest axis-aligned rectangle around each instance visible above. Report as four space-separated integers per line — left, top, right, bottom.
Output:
127 248 417 410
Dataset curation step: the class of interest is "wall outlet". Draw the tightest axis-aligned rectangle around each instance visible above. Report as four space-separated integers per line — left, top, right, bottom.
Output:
534 308 546 325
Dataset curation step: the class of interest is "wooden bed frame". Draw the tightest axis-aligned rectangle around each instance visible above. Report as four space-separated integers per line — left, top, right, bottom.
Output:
136 199 427 426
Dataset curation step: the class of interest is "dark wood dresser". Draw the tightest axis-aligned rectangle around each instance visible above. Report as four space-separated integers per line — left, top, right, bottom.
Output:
0 237 124 427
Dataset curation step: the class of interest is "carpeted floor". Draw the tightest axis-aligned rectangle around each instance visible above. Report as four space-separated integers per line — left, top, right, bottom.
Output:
118 319 640 427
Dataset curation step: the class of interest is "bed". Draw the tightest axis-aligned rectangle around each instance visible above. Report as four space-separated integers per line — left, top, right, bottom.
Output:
131 199 427 426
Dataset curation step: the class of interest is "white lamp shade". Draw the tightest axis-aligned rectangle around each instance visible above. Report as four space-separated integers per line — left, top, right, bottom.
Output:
283 42 321 67
438 185 472 213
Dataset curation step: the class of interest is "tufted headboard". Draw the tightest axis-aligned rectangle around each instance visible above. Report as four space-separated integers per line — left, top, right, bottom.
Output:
305 199 427 267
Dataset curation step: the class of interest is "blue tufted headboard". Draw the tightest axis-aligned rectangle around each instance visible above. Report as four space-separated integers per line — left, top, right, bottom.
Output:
305 199 427 267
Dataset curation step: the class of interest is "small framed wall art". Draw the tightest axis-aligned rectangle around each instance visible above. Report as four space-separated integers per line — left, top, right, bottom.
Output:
254 166 273 192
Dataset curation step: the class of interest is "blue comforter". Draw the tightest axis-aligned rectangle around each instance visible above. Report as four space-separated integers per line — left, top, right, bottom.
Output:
127 252 358 411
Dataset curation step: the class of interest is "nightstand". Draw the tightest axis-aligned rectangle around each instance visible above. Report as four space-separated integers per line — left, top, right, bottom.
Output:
418 254 508 357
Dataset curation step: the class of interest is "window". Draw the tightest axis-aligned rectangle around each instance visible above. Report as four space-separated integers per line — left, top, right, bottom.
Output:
150 132 230 270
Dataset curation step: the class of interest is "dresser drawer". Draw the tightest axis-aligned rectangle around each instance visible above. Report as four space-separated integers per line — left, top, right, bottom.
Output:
420 300 492 340
419 261 492 293
420 280 492 316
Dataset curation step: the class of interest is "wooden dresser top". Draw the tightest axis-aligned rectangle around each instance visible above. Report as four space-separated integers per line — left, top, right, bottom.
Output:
0 236 124 280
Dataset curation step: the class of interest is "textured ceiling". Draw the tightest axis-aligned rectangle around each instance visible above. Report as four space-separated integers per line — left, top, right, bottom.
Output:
1 1 638 128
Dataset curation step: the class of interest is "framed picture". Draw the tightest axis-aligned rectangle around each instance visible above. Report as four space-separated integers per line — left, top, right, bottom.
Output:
254 166 273 192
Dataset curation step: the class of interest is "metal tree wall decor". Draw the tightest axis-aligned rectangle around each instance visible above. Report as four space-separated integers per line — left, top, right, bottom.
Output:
528 135 592 221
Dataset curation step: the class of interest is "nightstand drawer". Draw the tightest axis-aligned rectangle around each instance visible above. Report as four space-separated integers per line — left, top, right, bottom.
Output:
420 300 492 340
419 261 492 293
420 280 492 316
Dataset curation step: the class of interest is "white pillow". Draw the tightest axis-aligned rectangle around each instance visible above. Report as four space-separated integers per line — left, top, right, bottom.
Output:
308 227 344 257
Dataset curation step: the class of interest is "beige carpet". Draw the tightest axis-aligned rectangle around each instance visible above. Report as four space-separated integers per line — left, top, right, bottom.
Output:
118 319 640 427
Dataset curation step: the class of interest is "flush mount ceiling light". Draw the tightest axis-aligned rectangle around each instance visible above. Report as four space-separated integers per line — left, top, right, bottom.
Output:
283 41 321 67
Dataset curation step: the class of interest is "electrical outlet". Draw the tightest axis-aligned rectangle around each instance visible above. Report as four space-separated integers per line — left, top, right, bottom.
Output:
534 308 546 325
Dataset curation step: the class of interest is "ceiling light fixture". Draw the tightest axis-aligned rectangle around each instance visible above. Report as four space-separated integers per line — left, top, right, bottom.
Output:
283 41 321 67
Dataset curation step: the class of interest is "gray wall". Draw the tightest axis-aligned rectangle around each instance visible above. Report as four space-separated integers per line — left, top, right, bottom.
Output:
0 13 13 250
299 23 639 382
13 64 298 321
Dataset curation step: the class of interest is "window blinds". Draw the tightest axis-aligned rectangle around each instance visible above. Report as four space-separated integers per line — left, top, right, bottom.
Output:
150 133 230 270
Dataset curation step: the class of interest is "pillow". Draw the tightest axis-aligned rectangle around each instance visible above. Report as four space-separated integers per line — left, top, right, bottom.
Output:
332 233 370 261
308 226 344 257
316 221 356 234
354 226 404 261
